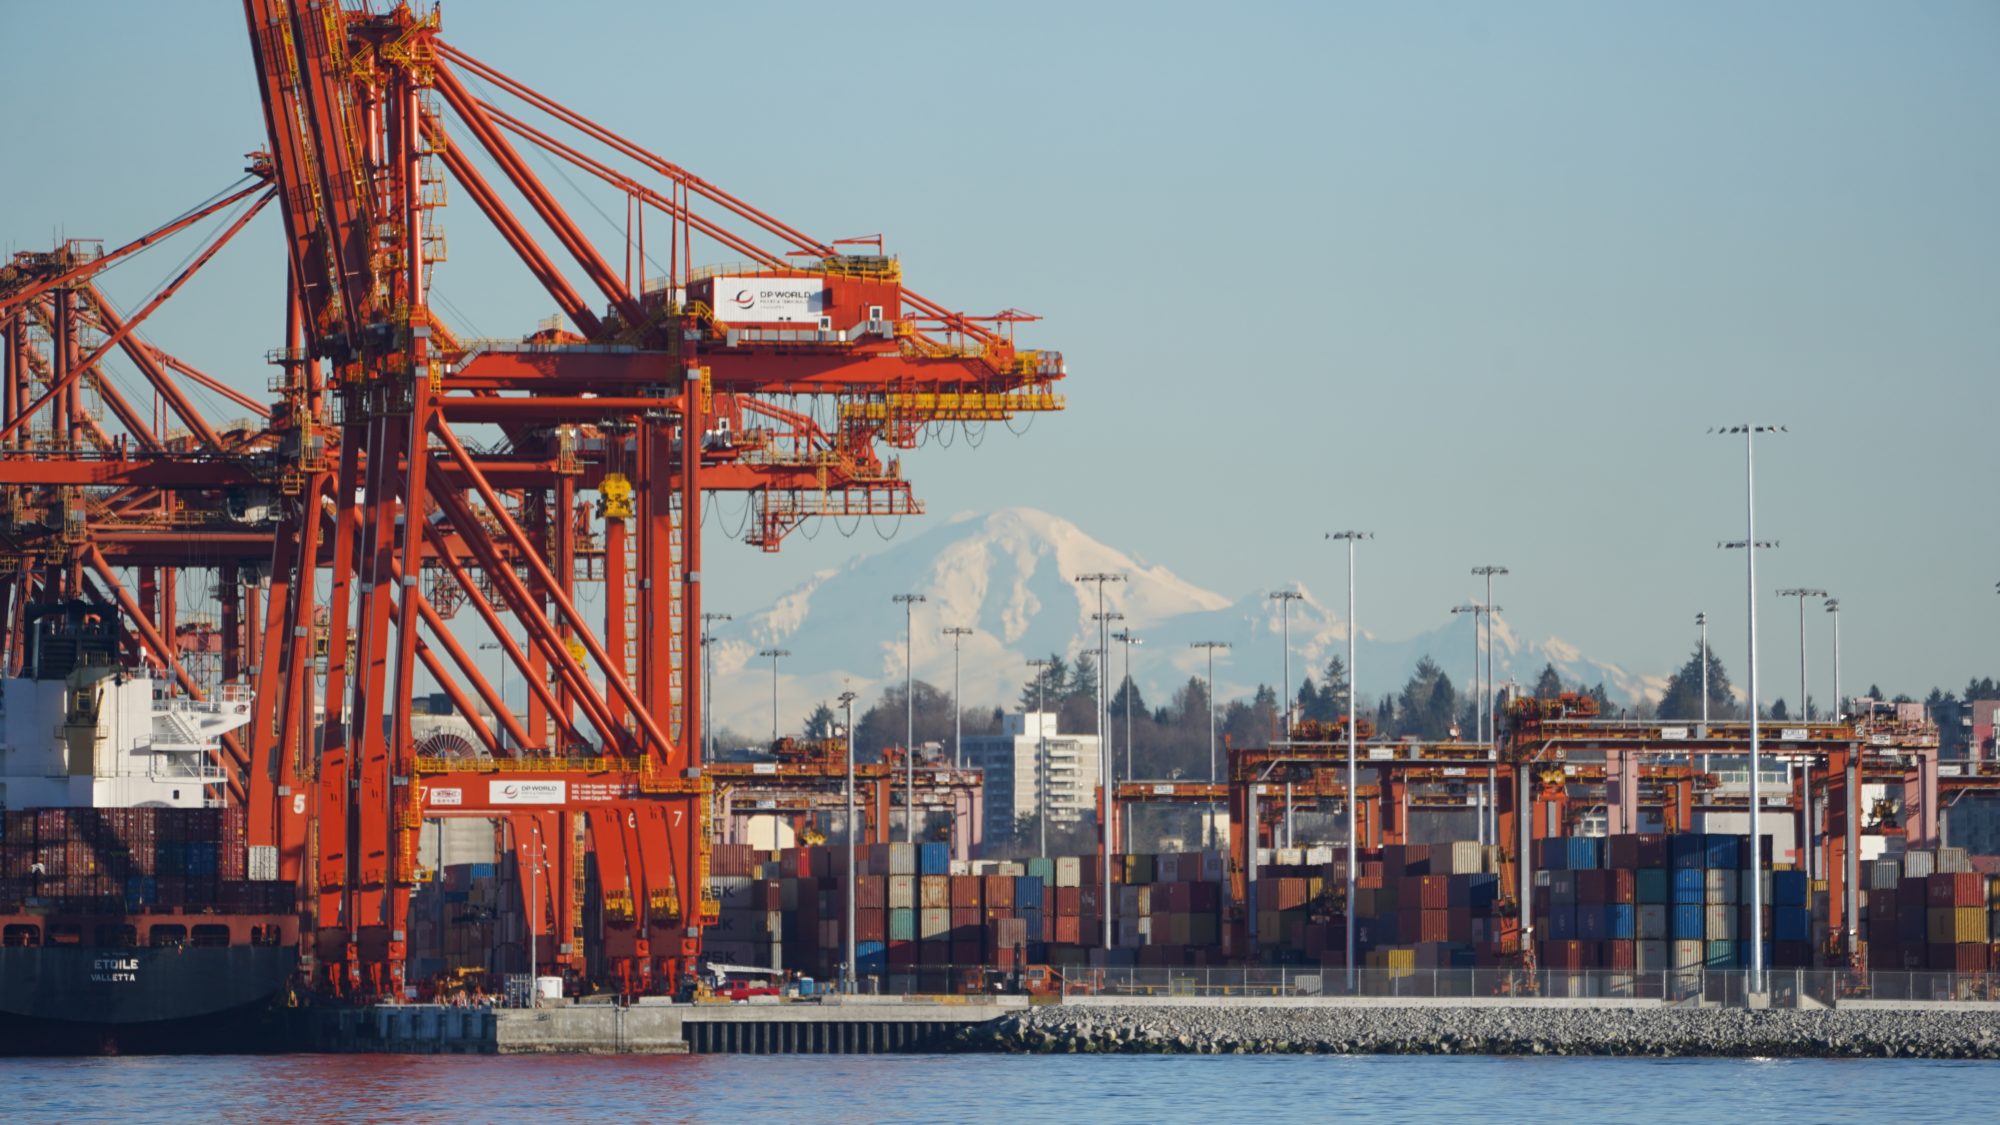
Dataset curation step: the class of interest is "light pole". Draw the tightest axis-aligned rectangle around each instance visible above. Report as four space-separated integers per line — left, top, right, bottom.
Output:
1778 588 1827 721
839 689 857 994
1027 657 1053 858
1112 629 1141 782
1113 628 1141 855
1825 599 1841 722
1717 422 1785 994
1271 589 1304 738
1696 612 1709 731
942 626 973 768
1191 640 1230 850
1450 602 1495 844
1329 530 1372 993
1078 572 1124 952
892 593 925 843
1472 565 1507 846
756 648 789 746
1779 587 1825 883
702 612 731 761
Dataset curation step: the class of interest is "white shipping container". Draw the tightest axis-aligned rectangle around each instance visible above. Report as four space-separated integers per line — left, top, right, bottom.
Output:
1055 856 1082 888
1672 939 1706 969
1705 904 1738 940
888 875 915 910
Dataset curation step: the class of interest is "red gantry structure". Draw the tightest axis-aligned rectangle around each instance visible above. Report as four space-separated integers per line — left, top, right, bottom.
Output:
0 1 1062 1001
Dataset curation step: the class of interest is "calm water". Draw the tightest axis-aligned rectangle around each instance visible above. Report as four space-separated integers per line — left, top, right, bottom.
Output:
4 1053 1994 1123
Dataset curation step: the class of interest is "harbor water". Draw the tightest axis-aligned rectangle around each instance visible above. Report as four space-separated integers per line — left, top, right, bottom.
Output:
7 1052 2000 1123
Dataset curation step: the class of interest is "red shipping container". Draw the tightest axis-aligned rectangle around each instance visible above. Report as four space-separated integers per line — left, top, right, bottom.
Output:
1418 909 1450 943
982 875 1011 906
950 875 981 908
1866 941 1902 971
1603 940 1636 971
1053 915 1081 944
1446 910 1474 945
887 940 917 967
950 940 983 965
1056 887 1081 915
855 908 885 942
950 907 980 932
1930 943 1989 973
856 877 886 910
1608 869 1637 904
1928 872 1983 908
1540 939 1600 970
1042 887 1055 915
1576 869 1608 904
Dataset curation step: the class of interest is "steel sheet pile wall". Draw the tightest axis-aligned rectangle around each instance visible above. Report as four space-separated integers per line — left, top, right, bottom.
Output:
1864 847 1993 972
0 807 291 918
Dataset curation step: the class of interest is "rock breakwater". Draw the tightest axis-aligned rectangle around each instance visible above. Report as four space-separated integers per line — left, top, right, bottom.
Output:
956 1004 2000 1059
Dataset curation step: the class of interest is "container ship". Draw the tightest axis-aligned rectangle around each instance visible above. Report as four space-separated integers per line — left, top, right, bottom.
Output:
0 606 297 1053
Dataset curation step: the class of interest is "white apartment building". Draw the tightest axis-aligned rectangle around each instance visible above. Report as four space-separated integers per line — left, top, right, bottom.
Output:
961 712 1102 832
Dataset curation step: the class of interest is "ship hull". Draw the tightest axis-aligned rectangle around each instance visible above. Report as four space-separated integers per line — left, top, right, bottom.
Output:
0 944 298 1054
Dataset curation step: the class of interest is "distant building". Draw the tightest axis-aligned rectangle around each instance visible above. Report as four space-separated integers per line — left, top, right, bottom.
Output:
960 712 1101 833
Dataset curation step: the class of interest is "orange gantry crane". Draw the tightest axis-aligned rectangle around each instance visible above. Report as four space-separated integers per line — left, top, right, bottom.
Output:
0 0 1062 1001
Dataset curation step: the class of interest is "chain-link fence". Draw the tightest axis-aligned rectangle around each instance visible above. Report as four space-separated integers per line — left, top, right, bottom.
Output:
830 965 2000 1008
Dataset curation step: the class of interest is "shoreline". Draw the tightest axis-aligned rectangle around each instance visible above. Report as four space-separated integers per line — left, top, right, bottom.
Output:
953 1003 2000 1059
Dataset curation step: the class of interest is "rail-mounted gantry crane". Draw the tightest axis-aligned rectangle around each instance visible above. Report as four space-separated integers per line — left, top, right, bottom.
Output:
0 1 1063 1000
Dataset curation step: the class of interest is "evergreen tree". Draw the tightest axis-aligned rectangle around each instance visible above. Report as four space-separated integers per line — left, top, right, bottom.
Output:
1865 684 1884 703
1110 676 1147 720
1018 653 1068 712
1296 675 1328 724
1067 650 1100 701
1769 698 1790 722
1172 676 1211 729
1396 656 1457 740
803 702 837 740
1375 696 1395 732
1657 644 1737 722
1533 663 1564 700
1323 655 1350 714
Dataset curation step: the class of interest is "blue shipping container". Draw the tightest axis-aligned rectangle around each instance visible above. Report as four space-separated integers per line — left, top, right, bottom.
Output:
1603 903 1637 940
1465 874 1499 908
1704 834 1741 871
1016 875 1044 907
919 842 952 876
1578 907 1605 940
1546 906 1578 941
1774 908 1811 943
1669 834 1705 870
1672 868 1706 904
1773 870 1808 908
856 940 886 971
1565 837 1602 871
1671 904 1707 939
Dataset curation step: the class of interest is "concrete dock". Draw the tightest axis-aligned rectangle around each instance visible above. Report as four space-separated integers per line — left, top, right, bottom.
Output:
302 996 1030 1055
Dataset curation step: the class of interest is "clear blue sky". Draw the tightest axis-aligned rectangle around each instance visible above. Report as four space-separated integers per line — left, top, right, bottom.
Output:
3 2 1995 702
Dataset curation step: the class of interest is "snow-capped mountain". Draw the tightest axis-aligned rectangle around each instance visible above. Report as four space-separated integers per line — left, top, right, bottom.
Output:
706 507 1660 734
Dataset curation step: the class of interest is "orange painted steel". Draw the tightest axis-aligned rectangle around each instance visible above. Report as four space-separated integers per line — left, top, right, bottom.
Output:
0 1 1062 1001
